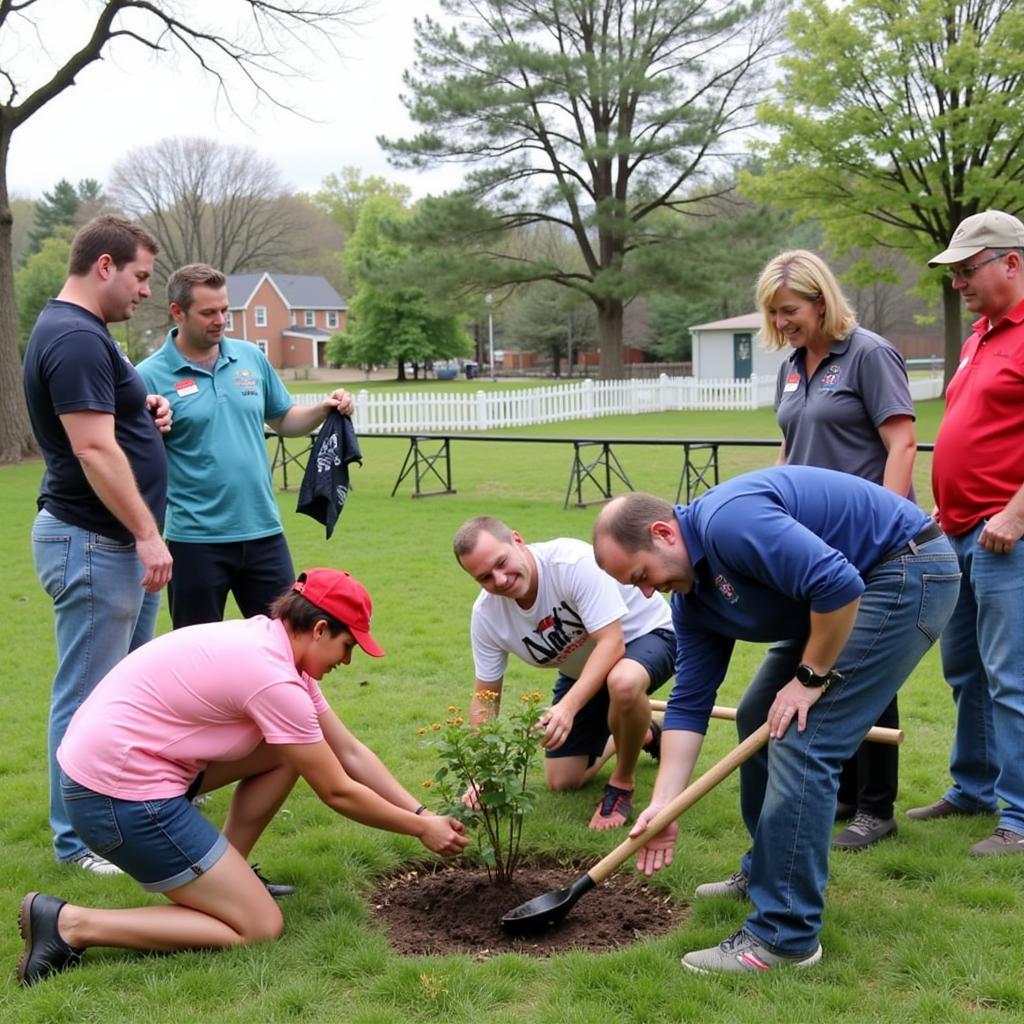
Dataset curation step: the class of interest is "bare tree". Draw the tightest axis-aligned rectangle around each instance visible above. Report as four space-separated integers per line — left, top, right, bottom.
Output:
111 137 300 280
0 0 361 464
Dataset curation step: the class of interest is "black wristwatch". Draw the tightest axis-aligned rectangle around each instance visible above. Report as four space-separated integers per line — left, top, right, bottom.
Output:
795 663 841 690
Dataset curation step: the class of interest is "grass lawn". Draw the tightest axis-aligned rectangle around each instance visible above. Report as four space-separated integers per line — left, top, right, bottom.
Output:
3 399 1020 1023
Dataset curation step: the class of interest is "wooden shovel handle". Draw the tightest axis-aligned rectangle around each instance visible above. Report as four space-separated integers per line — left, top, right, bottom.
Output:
648 701 904 746
587 723 771 886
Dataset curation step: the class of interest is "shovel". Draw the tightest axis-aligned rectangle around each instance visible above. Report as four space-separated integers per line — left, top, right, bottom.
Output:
502 717 903 934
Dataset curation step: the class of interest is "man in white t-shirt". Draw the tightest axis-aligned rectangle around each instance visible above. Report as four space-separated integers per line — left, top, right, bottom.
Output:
454 516 676 829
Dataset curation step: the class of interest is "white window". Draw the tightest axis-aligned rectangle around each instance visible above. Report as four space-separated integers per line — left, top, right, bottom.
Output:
255 339 268 355
304 310 316 327
225 311 234 332
254 306 267 327
326 311 339 329
290 311 297 325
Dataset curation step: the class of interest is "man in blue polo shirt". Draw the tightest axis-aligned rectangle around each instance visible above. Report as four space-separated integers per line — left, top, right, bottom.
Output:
138 263 353 628
593 467 961 974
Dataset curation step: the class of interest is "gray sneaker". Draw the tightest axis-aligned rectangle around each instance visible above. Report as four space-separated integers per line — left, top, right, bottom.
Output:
682 928 822 974
906 797 988 821
69 852 123 877
969 827 1024 857
694 869 748 900
832 812 897 851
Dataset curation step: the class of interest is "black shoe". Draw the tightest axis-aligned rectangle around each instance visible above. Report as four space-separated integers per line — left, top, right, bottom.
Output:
251 864 295 899
17 892 83 986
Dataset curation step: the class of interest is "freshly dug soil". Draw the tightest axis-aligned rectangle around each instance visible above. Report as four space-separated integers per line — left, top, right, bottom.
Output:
370 861 685 957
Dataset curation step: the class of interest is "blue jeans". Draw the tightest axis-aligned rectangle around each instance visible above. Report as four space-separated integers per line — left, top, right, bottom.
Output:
732 536 960 954
32 510 156 863
939 523 1024 831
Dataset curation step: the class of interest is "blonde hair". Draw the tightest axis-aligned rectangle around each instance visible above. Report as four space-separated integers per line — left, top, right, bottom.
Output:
756 250 857 350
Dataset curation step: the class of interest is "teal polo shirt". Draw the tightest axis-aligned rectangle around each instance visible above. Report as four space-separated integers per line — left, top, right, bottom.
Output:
137 331 294 543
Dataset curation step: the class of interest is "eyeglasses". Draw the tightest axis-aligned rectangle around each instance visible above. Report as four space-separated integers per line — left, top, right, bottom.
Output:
948 253 1006 281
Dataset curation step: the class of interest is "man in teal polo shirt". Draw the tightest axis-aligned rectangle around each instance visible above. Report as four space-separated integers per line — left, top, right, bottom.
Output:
138 263 354 628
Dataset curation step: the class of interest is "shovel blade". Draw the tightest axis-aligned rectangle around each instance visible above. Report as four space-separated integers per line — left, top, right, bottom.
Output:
501 874 595 935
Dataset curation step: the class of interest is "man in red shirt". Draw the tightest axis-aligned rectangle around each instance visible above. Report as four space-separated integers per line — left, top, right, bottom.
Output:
909 210 1024 855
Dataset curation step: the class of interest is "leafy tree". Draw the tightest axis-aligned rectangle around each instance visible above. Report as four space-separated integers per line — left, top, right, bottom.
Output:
503 281 596 374
14 232 71 352
26 178 104 258
0 1 360 464
741 0 1024 383
381 0 782 379
343 196 471 380
312 167 412 239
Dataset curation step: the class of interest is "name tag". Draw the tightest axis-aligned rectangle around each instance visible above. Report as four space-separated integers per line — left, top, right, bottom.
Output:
783 373 800 393
175 378 199 397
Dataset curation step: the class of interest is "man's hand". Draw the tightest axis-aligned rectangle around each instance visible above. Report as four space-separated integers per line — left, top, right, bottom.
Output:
136 534 173 593
629 804 677 876
323 388 354 416
767 679 823 739
978 508 1024 555
146 394 172 434
417 814 470 855
537 702 575 750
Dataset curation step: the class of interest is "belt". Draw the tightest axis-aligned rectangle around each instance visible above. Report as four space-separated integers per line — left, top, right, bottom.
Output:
879 521 943 564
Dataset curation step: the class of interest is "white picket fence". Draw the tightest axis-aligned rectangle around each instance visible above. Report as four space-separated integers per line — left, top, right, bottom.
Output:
294 372 943 434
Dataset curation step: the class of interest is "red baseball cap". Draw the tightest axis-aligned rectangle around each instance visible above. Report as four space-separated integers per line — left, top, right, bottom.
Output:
291 569 385 657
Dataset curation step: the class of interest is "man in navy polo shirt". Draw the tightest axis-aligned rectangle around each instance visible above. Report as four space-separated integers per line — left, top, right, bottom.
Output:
593 467 961 974
137 263 353 628
23 215 173 875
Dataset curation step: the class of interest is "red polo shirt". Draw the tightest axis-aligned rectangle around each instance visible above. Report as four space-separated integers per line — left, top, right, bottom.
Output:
933 298 1024 536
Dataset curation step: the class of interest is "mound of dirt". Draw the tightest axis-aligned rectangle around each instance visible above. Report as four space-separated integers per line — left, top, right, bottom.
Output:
370 861 685 957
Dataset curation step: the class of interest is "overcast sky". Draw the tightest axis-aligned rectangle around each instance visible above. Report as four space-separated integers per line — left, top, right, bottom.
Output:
6 0 463 201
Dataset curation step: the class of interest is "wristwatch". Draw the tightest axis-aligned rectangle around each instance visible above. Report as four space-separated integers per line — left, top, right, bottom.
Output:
795 663 842 690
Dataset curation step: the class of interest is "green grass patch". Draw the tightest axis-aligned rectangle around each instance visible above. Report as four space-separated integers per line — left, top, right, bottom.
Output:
5 400 1014 1023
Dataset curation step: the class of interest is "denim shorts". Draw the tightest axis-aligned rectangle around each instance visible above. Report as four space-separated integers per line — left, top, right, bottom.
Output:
549 627 676 762
60 771 228 892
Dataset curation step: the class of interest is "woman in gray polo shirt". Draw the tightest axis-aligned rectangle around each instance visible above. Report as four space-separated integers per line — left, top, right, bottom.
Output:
756 249 917 851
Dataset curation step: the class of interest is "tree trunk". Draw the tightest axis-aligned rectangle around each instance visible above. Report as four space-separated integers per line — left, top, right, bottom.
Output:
941 279 964 391
0 122 40 464
596 298 624 380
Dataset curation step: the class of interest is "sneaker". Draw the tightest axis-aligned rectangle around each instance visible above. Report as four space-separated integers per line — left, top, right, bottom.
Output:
969 827 1024 857
905 797 988 821
832 812 897 851
681 927 822 974
251 864 295 898
834 800 856 822
694 869 749 901
17 892 84 986
642 719 662 762
70 852 123 876
588 783 634 830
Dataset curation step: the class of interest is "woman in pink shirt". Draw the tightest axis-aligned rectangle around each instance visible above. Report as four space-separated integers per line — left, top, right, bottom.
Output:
18 569 468 986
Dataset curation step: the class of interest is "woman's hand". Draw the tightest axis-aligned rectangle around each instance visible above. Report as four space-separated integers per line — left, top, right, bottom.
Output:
417 814 470 856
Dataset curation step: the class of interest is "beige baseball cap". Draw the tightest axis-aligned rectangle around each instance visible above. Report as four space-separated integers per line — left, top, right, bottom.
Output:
929 210 1024 266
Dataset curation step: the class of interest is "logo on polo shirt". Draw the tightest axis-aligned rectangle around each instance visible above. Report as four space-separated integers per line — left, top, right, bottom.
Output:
714 575 739 604
234 369 258 397
819 364 842 392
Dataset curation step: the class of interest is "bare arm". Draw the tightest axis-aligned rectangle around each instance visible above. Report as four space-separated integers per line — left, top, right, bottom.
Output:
538 620 625 750
775 440 786 466
59 411 172 592
878 415 916 496
267 388 354 437
469 676 504 725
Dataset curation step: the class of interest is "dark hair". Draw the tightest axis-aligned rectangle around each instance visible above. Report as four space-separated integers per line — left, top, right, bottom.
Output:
268 591 350 637
453 515 515 561
167 262 227 312
68 215 159 277
594 492 675 552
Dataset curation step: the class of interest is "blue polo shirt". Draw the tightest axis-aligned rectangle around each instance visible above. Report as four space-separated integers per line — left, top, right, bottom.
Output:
665 466 931 733
137 332 293 542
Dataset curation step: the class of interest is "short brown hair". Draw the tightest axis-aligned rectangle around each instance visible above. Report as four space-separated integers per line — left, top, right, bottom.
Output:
594 493 675 553
453 515 514 562
268 590 349 637
167 263 227 312
68 215 158 277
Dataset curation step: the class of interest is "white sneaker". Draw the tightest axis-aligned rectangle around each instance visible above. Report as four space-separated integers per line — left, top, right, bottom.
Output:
70 852 123 876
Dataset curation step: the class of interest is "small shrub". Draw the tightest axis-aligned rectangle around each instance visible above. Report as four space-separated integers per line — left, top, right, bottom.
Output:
420 690 544 884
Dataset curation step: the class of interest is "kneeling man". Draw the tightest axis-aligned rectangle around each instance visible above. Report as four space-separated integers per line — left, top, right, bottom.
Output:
454 516 675 829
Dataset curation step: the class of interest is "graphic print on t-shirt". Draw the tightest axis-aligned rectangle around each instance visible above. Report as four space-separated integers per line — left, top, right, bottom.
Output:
521 601 588 665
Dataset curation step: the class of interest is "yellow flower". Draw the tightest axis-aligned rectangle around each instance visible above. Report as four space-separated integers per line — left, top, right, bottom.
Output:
454 716 463 725
422 780 433 789
431 722 442 731
417 727 427 735
447 705 458 713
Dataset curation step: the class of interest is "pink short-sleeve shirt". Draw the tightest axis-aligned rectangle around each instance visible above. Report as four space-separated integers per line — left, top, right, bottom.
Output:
58 616 330 799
